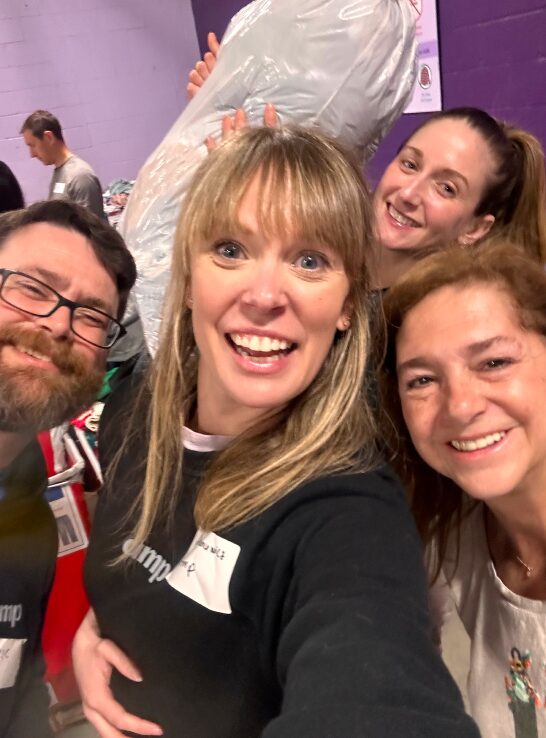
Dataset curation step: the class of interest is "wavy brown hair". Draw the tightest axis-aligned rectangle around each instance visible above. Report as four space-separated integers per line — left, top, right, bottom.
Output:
381 238 546 580
122 125 382 548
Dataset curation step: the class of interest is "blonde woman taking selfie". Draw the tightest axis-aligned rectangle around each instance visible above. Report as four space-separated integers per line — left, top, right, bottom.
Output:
73 126 478 738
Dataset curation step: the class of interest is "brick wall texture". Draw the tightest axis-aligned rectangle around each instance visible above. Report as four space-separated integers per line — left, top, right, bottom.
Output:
0 0 199 203
1 0 544 199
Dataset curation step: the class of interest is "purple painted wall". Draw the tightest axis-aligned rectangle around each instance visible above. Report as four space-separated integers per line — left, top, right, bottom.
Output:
0 0 200 203
190 0 545 186
1 1 543 204
368 0 546 184
191 0 243 59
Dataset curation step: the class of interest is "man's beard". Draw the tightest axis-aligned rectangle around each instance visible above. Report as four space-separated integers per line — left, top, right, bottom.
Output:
0 325 104 432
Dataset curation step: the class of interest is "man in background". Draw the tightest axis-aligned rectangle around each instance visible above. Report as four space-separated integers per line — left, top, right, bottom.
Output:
20 110 106 220
0 199 135 736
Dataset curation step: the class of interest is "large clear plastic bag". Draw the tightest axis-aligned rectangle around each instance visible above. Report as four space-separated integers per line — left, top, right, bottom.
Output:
122 0 418 353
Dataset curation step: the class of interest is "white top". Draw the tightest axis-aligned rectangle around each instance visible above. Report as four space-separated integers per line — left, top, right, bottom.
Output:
432 505 546 738
182 426 232 453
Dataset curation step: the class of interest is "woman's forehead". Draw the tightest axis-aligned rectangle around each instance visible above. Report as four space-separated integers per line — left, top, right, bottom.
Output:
398 283 522 353
407 118 495 176
204 173 326 245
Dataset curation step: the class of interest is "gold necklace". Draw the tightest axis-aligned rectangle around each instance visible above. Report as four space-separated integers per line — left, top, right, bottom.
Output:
515 555 534 578
484 505 536 579
485 508 541 579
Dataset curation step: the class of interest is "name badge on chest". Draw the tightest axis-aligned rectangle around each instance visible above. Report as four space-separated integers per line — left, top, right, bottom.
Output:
0 638 26 688
166 529 241 614
53 182 66 194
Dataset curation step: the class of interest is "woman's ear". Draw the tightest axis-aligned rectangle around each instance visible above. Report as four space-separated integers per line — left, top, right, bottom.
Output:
336 301 352 332
458 214 495 245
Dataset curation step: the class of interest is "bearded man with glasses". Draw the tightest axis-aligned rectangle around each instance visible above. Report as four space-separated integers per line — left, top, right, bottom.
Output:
0 199 135 737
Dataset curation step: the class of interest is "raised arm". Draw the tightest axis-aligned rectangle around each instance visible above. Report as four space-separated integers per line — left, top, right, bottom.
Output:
262 474 480 738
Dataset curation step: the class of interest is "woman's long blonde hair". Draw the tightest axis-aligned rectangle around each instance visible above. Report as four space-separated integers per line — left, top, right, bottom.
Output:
123 125 381 547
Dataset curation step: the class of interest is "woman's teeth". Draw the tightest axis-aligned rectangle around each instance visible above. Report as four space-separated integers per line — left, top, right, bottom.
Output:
387 204 420 227
235 348 283 362
450 431 506 452
230 334 291 353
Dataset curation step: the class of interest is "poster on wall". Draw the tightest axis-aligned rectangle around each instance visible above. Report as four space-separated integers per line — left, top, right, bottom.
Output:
404 0 442 113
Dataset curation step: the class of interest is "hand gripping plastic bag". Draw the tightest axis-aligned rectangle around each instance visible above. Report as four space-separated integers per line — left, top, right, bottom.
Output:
122 0 418 353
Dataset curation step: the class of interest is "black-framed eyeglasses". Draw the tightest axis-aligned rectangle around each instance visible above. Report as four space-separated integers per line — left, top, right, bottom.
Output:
0 268 125 349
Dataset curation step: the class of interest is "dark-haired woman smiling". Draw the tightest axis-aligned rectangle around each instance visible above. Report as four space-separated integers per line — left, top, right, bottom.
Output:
374 108 546 286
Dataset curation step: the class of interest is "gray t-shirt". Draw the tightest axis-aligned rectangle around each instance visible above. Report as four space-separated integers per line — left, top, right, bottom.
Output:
49 154 106 220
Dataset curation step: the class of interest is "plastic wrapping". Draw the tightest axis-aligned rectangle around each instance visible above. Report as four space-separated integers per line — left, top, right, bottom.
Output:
122 0 418 353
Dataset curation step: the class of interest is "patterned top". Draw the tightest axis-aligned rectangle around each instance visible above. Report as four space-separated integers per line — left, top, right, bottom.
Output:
432 505 546 738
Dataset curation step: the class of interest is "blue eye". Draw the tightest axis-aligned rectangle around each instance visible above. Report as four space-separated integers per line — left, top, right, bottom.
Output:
295 252 327 271
215 241 243 260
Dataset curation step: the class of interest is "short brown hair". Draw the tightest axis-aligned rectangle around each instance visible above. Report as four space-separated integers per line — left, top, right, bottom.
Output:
381 239 546 578
21 110 64 142
0 200 136 319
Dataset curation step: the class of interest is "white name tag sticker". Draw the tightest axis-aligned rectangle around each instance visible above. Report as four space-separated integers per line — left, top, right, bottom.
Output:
53 182 66 194
166 529 240 614
0 638 26 688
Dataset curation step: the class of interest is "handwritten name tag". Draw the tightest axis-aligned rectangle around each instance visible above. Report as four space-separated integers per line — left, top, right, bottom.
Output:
53 182 66 194
166 529 240 614
0 638 26 688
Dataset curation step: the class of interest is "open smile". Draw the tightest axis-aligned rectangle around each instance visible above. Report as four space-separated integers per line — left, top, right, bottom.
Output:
226 332 297 365
449 431 506 452
387 203 421 228
3 343 57 371
17 345 52 362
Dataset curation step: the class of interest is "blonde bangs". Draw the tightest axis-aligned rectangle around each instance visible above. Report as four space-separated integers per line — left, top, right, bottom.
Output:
253 158 369 284
176 126 371 285
124 125 379 551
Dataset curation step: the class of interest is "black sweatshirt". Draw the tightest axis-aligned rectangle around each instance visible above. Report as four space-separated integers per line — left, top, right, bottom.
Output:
84 380 480 738
0 441 56 738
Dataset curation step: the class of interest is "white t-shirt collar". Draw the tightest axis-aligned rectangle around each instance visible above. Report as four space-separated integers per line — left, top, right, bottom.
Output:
182 426 232 453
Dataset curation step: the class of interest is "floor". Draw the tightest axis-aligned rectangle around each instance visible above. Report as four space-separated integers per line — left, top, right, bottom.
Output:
58 611 471 737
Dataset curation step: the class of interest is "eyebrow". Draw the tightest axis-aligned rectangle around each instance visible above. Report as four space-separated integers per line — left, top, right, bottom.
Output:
397 335 521 373
400 145 470 189
25 266 113 314
31 266 69 290
465 335 522 355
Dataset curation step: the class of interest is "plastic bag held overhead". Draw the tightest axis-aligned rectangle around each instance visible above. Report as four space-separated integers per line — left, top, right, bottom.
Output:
122 0 418 353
